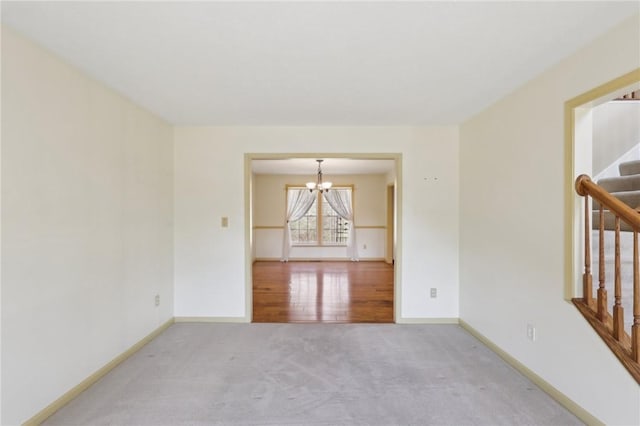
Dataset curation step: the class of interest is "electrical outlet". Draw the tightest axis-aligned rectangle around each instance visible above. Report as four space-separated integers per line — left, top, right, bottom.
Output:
363 244 367 250
430 288 437 298
155 294 160 307
221 217 229 228
526 324 536 341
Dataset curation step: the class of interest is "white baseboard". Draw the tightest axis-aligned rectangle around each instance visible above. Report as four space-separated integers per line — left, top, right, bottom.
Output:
254 257 386 262
174 316 249 323
459 320 603 426
395 317 459 324
23 318 175 426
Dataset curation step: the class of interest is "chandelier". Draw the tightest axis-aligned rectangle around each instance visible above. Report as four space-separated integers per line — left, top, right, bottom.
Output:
306 159 332 193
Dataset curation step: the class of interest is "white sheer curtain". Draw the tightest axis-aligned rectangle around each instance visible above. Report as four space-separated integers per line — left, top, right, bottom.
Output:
281 189 316 261
323 188 359 261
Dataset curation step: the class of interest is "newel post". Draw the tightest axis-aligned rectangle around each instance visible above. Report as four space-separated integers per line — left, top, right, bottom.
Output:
576 175 593 305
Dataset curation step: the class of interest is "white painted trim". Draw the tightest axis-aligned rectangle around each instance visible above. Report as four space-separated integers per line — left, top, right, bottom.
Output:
459 320 604 426
396 317 459 324
253 257 386 262
393 156 402 324
174 316 249 323
23 318 175 426
244 154 254 323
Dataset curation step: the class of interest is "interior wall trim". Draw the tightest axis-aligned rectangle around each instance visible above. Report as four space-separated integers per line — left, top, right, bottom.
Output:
252 225 387 230
246 152 403 324
22 318 175 426
174 316 249 323
395 318 459 324
253 257 386 262
459 320 604 426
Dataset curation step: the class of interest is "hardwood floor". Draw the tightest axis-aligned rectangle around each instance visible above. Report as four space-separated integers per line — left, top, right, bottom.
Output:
252 261 394 323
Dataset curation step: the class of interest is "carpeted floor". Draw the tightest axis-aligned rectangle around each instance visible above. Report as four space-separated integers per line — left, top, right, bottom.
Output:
43 323 582 426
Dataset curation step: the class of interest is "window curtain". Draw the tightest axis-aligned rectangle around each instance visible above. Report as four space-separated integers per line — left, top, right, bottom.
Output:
281 189 316 262
323 189 359 261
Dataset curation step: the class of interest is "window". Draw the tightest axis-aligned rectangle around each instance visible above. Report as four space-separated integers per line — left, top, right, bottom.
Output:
321 195 349 244
289 196 317 243
288 187 352 245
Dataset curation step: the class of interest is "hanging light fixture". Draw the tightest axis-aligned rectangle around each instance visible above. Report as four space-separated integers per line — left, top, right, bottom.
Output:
306 159 332 193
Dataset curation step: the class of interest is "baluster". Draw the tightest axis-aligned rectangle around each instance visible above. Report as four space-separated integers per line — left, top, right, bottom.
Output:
597 203 607 321
633 230 640 362
583 196 593 305
613 216 624 340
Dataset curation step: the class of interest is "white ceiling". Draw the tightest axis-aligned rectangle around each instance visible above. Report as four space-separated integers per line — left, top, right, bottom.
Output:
2 1 638 126
251 158 395 175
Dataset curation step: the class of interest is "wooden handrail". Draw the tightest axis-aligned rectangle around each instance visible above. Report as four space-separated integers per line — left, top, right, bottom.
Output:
575 174 640 230
615 90 640 101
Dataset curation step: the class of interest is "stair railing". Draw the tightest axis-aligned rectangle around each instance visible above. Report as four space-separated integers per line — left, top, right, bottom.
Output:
574 174 640 383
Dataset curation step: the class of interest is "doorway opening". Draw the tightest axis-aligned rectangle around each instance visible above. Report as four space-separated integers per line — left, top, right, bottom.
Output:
566 69 640 300
245 154 401 323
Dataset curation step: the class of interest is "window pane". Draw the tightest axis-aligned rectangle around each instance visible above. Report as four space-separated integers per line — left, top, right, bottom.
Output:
287 188 352 245
290 195 317 244
321 193 350 244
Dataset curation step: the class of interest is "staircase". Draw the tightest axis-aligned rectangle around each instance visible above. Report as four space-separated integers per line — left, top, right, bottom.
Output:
593 160 640 231
574 172 640 384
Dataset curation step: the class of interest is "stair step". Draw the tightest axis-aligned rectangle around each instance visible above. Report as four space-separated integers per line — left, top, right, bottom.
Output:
592 210 636 232
592 190 640 211
598 174 640 192
619 160 640 176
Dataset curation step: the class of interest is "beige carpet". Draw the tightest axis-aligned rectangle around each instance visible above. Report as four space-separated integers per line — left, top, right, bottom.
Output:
43 323 582 426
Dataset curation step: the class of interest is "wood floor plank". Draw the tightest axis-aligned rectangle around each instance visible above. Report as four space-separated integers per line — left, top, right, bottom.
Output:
252 261 394 323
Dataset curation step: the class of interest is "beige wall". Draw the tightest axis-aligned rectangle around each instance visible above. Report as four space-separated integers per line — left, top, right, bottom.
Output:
1 27 174 425
252 173 387 259
459 14 640 426
253 173 387 226
174 127 460 320
592 101 640 177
